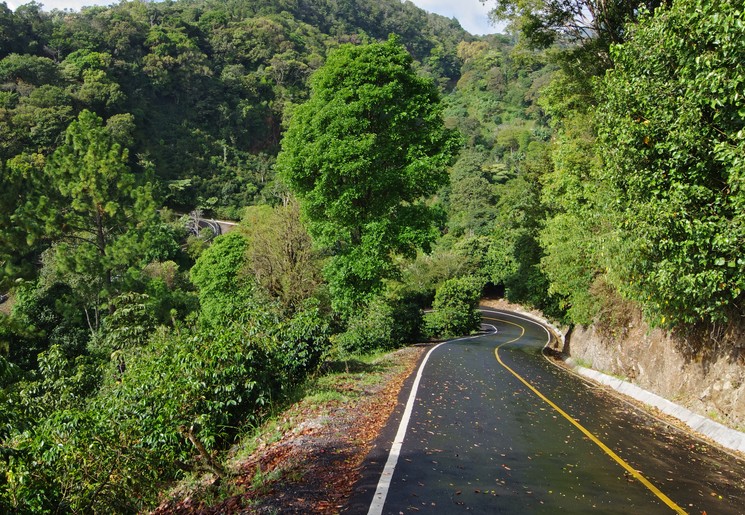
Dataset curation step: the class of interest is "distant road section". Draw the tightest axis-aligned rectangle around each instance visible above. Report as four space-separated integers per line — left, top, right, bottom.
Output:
183 211 238 239
200 218 238 236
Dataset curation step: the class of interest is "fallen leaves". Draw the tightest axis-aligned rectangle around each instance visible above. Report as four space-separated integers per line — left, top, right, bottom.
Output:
154 346 427 514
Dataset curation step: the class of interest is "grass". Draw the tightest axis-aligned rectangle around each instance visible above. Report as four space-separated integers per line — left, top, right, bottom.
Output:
251 464 285 491
304 390 350 405
159 345 419 511
707 410 725 424
573 357 593 369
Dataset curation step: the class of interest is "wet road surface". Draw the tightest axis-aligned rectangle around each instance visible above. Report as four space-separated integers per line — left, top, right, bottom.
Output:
351 308 745 514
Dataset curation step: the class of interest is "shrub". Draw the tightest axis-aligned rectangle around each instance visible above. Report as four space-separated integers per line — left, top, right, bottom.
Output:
331 291 423 354
190 232 254 327
425 276 483 338
336 296 400 354
273 300 331 383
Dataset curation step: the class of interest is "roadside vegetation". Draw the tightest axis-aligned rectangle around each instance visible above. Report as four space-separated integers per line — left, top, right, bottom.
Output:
0 0 742 511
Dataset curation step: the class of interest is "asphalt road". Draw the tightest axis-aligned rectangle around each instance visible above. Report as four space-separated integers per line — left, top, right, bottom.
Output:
349 308 745 514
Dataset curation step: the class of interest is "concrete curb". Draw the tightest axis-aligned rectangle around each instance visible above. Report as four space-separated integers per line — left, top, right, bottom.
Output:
481 304 745 456
569 361 745 455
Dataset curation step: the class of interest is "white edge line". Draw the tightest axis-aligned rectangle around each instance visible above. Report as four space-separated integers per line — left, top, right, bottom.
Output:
366 325 497 515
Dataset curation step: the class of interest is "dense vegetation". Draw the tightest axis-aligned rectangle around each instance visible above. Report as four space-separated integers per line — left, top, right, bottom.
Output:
0 0 742 511
488 0 744 329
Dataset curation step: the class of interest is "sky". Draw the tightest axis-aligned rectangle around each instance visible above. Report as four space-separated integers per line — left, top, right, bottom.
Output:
409 0 502 35
5 0 504 36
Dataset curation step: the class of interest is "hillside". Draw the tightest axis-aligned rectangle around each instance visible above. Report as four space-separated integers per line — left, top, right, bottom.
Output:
1 0 743 512
1 0 470 219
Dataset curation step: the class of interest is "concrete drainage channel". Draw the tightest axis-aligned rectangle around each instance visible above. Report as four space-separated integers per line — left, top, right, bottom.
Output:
481 305 745 456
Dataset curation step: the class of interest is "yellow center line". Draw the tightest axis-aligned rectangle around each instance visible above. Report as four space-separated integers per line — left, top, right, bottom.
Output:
485 316 687 515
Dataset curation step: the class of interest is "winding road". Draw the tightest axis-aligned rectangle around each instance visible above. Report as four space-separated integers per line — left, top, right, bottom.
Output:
348 308 745 514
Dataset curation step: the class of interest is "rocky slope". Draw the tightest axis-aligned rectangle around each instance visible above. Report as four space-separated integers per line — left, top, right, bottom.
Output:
567 308 745 432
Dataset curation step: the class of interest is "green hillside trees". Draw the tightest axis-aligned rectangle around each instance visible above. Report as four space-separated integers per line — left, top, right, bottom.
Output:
596 0 745 326
277 37 460 314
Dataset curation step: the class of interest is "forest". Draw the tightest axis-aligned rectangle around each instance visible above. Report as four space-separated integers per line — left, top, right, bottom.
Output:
0 0 743 511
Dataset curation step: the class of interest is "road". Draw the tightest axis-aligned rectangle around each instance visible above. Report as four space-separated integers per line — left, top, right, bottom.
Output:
349 308 745 514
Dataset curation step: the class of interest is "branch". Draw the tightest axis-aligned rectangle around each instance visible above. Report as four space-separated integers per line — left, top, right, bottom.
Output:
180 425 227 479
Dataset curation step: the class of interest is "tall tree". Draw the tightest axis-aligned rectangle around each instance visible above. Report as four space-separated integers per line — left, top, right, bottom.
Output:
488 0 669 49
40 110 158 329
276 36 459 314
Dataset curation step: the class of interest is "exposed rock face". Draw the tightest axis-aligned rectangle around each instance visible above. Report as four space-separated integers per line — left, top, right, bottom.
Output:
568 309 745 432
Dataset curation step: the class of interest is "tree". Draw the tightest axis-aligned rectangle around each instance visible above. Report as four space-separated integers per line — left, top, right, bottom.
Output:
276 36 459 314
0 153 49 287
424 275 483 338
40 110 159 330
596 0 745 326
189 232 254 327
242 200 323 312
487 141 560 317
488 0 669 50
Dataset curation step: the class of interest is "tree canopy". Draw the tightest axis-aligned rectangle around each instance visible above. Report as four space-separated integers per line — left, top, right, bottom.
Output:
277 36 460 313
596 0 745 326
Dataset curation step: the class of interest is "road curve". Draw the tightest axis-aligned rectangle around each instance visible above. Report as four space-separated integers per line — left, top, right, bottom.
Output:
347 308 745 514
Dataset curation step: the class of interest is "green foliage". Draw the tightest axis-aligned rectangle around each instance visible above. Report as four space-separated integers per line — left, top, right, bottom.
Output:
0 53 59 86
274 299 331 378
16 344 102 420
335 293 423 354
0 153 48 287
277 36 459 315
142 260 199 324
2 325 268 512
98 292 156 354
486 142 561 317
1 292 331 512
489 0 668 51
35 110 162 329
0 352 20 388
336 297 399 354
190 232 254 327
536 109 608 325
447 173 498 237
596 0 745 326
0 0 469 217
0 5 475 508
6 281 89 370
2 406 159 513
242 201 323 312
425 276 484 338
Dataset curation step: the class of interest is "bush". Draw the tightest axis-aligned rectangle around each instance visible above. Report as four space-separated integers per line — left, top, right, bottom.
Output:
273 300 331 382
336 296 400 354
7 281 89 370
190 232 254 327
0 300 333 513
425 276 483 338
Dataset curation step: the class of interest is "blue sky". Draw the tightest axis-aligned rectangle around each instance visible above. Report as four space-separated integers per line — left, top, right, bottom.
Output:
5 0 504 36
